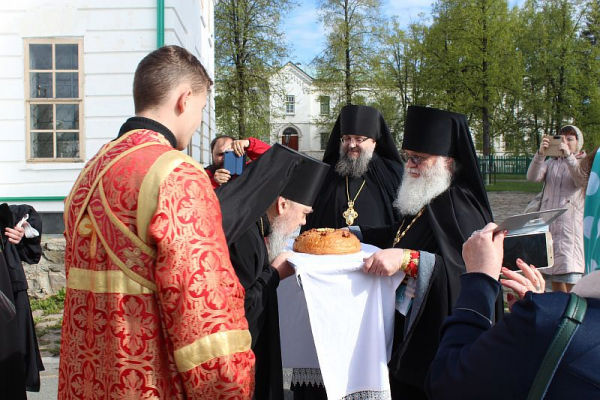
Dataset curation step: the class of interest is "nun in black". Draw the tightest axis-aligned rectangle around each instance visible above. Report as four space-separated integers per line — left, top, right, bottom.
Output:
0 204 44 397
216 144 329 400
303 105 403 231
360 106 501 399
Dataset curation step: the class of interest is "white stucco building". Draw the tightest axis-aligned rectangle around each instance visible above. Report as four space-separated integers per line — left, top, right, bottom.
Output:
0 0 216 232
270 62 332 159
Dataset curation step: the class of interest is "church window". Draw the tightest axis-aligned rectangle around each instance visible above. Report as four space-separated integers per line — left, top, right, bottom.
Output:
285 95 295 114
25 39 84 161
320 96 330 115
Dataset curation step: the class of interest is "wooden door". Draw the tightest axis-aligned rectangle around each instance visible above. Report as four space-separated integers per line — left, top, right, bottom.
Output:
282 135 299 150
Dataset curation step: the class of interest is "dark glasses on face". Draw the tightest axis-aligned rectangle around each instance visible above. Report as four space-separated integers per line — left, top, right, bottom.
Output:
400 151 431 165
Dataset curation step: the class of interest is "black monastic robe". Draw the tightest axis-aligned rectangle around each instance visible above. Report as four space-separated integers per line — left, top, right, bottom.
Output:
303 153 402 230
361 184 500 399
0 204 44 395
228 217 283 400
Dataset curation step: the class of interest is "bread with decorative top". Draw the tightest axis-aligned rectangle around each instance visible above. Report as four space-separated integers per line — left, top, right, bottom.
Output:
293 228 361 255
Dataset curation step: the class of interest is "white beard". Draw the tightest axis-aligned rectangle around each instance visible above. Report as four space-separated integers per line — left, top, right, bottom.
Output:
394 157 453 216
266 214 295 263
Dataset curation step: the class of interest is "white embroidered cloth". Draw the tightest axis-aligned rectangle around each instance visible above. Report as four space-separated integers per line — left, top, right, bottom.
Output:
278 242 404 400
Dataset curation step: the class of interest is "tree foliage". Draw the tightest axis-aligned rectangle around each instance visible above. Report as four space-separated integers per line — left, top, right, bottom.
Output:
312 0 600 154
313 0 384 110
215 0 295 140
214 0 600 154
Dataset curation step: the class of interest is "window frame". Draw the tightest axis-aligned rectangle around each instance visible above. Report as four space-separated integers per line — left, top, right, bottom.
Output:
285 95 295 115
319 96 330 116
24 38 84 163
320 132 328 150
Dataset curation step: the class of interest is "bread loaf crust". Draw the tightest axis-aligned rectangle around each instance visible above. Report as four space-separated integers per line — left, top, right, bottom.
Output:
293 228 361 255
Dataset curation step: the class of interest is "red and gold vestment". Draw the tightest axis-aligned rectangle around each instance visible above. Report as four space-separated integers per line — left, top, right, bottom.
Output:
58 128 255 399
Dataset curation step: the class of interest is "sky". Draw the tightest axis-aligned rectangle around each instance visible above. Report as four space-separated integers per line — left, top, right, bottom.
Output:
283 0 525 71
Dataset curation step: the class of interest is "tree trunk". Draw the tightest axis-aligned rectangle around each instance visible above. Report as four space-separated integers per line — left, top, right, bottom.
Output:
344 0 352 105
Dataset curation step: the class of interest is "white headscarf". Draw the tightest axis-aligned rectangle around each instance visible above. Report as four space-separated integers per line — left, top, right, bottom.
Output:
561 125 584 152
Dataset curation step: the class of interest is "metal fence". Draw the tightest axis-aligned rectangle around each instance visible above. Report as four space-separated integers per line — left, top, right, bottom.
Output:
477 155 534 183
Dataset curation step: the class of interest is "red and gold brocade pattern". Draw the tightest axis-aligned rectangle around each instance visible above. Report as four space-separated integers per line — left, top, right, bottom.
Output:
59 130 255 399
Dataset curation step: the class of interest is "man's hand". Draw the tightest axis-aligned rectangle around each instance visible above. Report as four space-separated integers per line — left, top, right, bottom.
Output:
462 223 506 279
214 168 232 185
362 248 404 276
271 250 295 280
232 139 250 157
5 226 25 245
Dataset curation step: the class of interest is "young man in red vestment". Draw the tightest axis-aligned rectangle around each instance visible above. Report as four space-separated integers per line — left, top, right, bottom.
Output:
59 45 255 399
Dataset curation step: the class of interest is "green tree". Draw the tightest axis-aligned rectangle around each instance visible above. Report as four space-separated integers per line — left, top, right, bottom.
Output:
424 0 521 160
516 0 600 152
576 0 600 149
313 0 383 112
370 18 431 142
215 0 295 139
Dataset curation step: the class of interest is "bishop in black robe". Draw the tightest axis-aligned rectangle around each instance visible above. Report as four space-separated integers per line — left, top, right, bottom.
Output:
304 105 403 231
360 106 502 399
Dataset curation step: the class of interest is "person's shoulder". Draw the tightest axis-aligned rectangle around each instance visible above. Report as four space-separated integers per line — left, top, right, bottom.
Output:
146 150 209 186
369 154 403 174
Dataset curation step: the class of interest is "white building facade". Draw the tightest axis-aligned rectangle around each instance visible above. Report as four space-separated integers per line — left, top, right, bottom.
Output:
270 62 331 159
0 0 216 232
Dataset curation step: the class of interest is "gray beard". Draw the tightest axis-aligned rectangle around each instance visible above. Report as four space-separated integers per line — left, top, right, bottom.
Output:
334 147 374 178
394 157 453 216
266 216 295 263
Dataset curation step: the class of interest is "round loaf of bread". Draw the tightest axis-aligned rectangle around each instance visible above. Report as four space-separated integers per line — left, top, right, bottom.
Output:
293 228 361 255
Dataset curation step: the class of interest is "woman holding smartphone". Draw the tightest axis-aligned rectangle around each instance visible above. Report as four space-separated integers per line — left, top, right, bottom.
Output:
527 125 587 292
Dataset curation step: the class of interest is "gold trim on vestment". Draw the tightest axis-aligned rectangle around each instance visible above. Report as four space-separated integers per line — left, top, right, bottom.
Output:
67 267 154 295
174 329 252 372
137 150 207 244
87 208 158 292
65 129 143 228
98 180 157 259
70 142 162 247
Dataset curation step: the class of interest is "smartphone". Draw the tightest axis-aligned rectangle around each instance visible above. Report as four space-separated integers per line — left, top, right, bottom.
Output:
223 151 246 176
502 231 553 270
545 135 563 157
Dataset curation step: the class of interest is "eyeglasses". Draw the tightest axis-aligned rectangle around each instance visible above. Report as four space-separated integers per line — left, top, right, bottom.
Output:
400 151 432 165
340 136 371 145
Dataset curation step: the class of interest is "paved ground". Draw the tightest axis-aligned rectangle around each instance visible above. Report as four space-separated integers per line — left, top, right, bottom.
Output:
488 191 534 224
28 358 59 400
30 191 533 398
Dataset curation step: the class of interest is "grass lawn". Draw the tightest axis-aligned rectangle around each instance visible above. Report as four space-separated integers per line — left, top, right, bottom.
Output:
484 174 543 193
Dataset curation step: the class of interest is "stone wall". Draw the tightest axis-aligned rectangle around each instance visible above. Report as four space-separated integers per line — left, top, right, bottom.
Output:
25 237 66 299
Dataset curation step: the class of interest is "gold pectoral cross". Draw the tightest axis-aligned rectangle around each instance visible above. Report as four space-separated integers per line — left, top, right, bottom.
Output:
343 200 359 226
